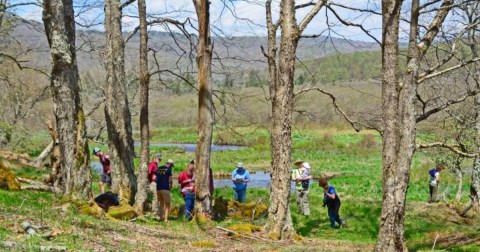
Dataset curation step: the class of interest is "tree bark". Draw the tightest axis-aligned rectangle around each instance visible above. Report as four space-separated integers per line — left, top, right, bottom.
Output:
262 0 325 240
264 0 299 240
104 0 137 204
42 0 92 200
193 0 214 215
376 0 453 251
133 0 150 214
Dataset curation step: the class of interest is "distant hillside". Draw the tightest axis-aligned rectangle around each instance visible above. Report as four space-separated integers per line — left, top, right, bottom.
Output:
8 21 380 83
298 50 382 84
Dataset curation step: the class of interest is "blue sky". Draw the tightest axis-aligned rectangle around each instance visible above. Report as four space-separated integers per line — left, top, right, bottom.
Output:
8 0 385 42
9 0 462 43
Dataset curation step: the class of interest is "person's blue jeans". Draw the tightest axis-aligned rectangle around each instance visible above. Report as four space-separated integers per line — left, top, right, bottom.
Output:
233 188 247 203
328 206 343 228
183 193 195 218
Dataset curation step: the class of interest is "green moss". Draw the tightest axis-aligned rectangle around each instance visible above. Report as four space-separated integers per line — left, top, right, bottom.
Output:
191 241 216 248
0 161 21 190
106 202 137 220
227 224 261 236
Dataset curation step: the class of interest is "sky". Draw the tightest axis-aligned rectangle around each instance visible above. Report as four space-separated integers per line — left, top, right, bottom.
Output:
8 0 385 42
7 0 465 43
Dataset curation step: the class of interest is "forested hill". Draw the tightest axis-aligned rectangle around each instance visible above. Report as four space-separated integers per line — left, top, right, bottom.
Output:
8 21 379 81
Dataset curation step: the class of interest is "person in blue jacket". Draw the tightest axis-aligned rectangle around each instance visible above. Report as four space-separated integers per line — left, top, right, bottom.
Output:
231 162 251 203
319 178 343 228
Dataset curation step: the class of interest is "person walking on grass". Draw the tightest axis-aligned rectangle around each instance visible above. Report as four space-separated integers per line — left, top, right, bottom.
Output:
319 178 343 228
428 163 445 203
148 153 162 214
93 147 111 193
231 162 251 203
156 159 173 222
292 160 311 216
178 160 195 219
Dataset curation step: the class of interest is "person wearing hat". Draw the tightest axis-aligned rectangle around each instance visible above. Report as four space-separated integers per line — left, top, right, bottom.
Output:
292 160 311 216
93 147 111 193
147 153 162 214
156 159 173 222
231 162 251 203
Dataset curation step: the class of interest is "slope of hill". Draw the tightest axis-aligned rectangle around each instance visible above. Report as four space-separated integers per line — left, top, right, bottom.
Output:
8 20 379 79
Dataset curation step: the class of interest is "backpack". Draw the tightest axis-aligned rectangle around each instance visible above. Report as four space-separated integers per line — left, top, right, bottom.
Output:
428 168 437 177
94 191 120 210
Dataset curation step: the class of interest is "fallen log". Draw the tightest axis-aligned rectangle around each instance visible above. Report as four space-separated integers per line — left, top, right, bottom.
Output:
32 141 54 168
1 241 66 251
18 177 54 192
0 149 35 167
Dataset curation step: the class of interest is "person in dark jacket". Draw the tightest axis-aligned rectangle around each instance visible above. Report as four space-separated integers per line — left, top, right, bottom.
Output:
319 178 343 228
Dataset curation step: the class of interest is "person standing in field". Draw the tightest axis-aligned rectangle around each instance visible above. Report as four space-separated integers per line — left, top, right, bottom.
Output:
156 159 173 222
231 162 251 203
93 147 111 193
428 163 445 203
319 178 343 228
147 153 162 214
178 161 195 219
292 160 311 216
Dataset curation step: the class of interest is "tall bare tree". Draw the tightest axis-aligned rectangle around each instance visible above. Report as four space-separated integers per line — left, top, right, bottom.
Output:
42 0 92 200
376 0 455 250
133 0 150 214
193 0 214 215
263 0 326 239
104 0 137 204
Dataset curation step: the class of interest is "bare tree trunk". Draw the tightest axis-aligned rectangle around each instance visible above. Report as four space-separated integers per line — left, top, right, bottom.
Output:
133 0 150 214
376 0 452 250
42 0 92 200
262 0 325 240
104 0 137 204
264 0 298 240
45 119 63 193
193 0 214 215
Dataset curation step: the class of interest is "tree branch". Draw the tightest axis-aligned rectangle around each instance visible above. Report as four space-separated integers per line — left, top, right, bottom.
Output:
417 142 479 158
298 0 327 33
417 57 480 84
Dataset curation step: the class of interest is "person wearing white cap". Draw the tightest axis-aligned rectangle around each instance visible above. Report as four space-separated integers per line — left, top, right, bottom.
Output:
292 160 312 216
231 162 251 203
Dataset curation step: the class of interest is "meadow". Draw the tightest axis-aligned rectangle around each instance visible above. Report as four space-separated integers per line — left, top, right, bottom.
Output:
1 126 479 251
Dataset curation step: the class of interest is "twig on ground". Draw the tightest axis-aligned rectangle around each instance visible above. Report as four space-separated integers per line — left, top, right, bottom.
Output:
432 233 439 251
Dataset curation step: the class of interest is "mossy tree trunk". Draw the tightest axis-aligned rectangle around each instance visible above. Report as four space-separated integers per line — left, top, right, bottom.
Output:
193 0 214 215
104 0 137 204
134 0 150 214
42 0 92 200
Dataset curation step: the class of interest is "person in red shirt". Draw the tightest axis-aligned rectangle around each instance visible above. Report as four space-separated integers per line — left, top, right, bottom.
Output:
147 153 162 215
178 161 195 219
93 147 111 193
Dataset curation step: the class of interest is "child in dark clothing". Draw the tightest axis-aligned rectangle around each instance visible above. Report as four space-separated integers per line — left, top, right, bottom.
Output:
319 178 343 228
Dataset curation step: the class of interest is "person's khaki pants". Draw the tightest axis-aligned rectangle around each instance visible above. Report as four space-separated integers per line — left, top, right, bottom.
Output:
156 190 171 219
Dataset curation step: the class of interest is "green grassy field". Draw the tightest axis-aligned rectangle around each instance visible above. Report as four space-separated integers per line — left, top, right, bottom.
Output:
1 127 479 251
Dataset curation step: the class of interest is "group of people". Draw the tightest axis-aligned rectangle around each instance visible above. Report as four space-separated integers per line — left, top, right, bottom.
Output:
92 147 345 227
93 148 446 228
292 160 343 229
